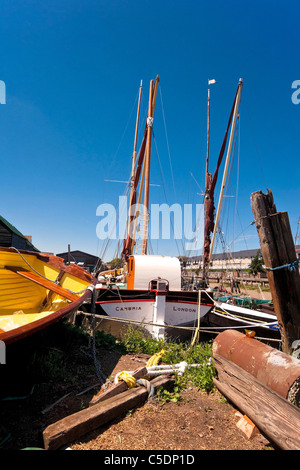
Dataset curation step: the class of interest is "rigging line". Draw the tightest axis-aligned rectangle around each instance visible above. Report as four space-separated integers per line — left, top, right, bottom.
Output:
190 172 204 194
224 111 241 255
98 181 131 264
106 87 142 179
244 101 268 189
233 112 241 253
184 203 205 260
228 222 254 247
159 85 176 198
152 132 184 256
217 114 240 256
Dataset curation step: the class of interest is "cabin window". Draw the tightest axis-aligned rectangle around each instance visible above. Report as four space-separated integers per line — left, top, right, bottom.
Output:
130 259 133 272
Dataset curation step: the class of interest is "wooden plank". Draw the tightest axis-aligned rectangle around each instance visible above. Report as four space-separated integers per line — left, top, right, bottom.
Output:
43 269 66 307
6 267 79 302
213 354 300 450
89 366 148 406
43 374 174 450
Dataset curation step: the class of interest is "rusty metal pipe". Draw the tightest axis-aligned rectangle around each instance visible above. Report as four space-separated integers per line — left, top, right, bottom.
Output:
212 330 300 404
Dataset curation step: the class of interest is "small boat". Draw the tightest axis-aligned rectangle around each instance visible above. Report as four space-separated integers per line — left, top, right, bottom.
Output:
202 299 280 340
0 247 96 344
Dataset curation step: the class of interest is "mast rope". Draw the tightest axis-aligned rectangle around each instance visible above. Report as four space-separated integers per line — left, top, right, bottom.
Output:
152 132 185 256
159 85 176 197
96 180 131 272
105 88 141 180
263 260 299 272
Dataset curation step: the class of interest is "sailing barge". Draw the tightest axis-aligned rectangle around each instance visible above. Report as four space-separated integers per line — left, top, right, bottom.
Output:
94 76 214 338
94 76 279 340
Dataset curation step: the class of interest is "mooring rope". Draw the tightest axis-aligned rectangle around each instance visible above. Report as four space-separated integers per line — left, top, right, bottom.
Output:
263 260 299 272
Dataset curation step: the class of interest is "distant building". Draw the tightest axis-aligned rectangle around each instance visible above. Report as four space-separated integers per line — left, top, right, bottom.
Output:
185 246 300 272
0 215 39 251
185 248 261 271
56 249 100 273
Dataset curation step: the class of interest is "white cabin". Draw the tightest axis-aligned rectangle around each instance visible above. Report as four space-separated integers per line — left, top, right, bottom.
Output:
127 255 181 291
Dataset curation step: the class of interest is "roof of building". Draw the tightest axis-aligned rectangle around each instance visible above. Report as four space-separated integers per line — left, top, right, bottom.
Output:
187 248 261 262
187 245 300 262
56 250 99 262
0 215 39 251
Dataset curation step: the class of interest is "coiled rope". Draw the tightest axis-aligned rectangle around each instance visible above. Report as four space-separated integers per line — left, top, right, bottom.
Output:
114 349 166 397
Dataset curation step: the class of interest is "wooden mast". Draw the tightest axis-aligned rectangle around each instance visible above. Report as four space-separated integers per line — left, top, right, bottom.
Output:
208 78 243 265
202 85 211 283
205 88 211 190
128 80 143 237
142 75 159 254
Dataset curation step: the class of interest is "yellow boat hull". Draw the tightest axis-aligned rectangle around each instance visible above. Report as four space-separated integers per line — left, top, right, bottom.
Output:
0 248 96 344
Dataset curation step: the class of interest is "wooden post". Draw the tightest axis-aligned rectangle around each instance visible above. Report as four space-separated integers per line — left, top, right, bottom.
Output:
250 189 300 353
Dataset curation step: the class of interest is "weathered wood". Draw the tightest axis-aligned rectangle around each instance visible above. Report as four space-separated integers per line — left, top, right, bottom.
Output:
250 189 300 353
212 329 300 405
213 354 300 450
43 374 174 450
89 366 148 406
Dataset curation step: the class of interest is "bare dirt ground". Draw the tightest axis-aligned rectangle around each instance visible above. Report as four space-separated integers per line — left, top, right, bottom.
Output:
0 306 276 453
1 347 274 451
70 352 274 451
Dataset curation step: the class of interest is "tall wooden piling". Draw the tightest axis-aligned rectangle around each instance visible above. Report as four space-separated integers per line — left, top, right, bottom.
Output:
250 189 300 353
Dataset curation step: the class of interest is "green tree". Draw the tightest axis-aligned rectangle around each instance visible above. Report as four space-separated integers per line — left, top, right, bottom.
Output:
248 250 265 276
109 257 123 270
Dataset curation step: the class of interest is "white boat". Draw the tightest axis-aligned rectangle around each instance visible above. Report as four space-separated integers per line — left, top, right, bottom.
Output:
96 254 213 338
203 300 280 339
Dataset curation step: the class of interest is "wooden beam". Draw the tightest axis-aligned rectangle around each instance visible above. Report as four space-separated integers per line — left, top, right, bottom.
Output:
89 366 148 406
43 374 174 450
213 354 300 450
250 189 300 353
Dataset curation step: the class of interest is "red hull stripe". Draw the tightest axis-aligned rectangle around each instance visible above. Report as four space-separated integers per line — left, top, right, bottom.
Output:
97 299 212 307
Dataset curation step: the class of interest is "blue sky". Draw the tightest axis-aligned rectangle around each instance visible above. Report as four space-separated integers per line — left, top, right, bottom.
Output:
0 0 299 262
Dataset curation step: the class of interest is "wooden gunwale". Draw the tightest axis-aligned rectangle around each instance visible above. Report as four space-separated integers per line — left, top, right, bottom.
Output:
0 248 97 344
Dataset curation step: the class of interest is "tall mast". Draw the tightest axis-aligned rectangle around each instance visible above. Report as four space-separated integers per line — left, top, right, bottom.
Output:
202 84 211 283
128 80 143 236
142 75 159 254
208 78 243 265
205 87 211 191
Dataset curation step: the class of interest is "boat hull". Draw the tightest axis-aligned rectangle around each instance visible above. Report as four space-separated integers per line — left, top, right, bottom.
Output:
202 301 280 340
95 287 213 337
0 248 96 344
